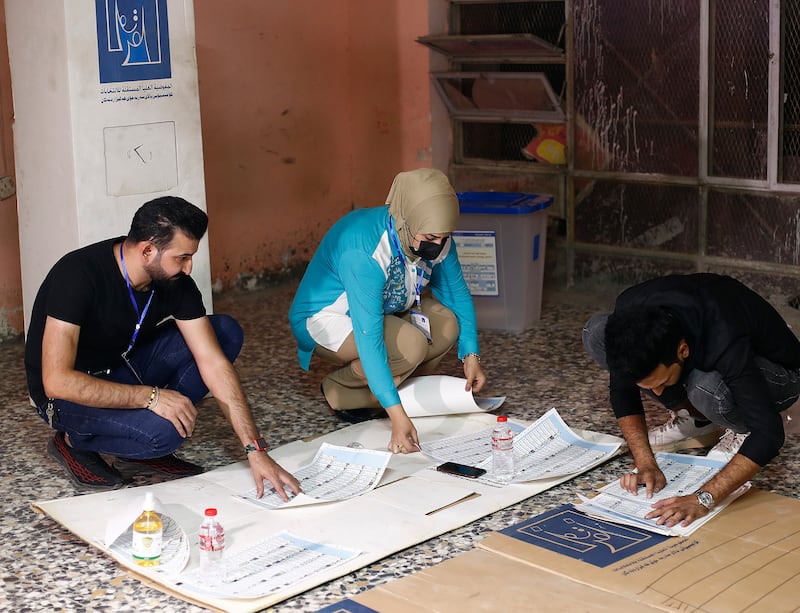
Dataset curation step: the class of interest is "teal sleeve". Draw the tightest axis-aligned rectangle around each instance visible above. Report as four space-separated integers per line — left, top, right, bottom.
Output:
338 250 402 408
430 242 480 358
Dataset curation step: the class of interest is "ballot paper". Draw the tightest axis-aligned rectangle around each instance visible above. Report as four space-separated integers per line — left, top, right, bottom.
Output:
420 408 621 484
175 531 359 599
576 452 752 536
398 375 506 417
239 443 391 509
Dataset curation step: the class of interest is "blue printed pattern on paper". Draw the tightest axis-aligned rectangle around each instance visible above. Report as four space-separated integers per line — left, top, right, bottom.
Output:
499 505 668 568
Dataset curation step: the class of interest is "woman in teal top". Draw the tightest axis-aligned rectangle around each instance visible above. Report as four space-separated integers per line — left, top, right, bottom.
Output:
289 168 486 454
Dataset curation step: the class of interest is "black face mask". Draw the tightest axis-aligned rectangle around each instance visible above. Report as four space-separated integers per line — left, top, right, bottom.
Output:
411 236 448 260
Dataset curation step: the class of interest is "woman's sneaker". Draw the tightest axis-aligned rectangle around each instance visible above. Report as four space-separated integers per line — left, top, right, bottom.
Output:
706 429 748 462
648 409 724 452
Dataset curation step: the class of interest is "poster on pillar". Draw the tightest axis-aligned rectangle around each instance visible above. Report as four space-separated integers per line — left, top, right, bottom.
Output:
95 0 172 83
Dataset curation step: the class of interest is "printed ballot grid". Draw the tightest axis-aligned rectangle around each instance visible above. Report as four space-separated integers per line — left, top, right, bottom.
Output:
420 426 497 466
511 420 611 481
421 409 620 484
178 532 358 599
243 445 390 509
576 453 745 537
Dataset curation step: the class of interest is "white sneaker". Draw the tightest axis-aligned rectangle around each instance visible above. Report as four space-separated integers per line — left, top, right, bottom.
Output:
648 409 724 452
706 429 748 462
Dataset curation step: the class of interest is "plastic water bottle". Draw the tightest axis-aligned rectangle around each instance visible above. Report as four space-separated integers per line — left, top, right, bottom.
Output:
132 492 162 567
199 508 225 582
491 415 515 482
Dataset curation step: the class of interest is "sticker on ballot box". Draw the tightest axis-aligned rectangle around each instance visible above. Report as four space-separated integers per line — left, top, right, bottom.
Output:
452 231 498 296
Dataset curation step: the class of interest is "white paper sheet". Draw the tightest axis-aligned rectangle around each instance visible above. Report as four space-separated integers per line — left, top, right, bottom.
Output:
368 475 477 515
576 452 752 536
483 408 622 483
420 408 621 484
419 422 521 466
398 375 505 417
238 443 391 509
175 531 359 599
33 413 625 613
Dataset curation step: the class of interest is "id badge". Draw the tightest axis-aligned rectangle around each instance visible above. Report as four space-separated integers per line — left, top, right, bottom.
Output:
410 309 432 344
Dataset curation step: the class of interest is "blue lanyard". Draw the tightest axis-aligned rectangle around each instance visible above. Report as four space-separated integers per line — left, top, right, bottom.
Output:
388 218 424 309
120 242 154 356
387 216 406 261
414 272 424 309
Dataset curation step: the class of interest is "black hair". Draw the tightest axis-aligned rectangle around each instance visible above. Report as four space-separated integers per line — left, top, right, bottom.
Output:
128 196 208 250
604 305 685 381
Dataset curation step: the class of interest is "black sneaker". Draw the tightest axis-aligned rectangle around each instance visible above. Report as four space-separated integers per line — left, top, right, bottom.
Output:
47 432 128 490
114 454 204 477
329 408 386 424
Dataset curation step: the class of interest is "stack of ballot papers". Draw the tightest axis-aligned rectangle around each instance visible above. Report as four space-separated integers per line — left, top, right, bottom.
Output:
576 452 751 536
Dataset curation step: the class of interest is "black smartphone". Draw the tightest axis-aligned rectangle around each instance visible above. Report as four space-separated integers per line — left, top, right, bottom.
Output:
436 461 486 479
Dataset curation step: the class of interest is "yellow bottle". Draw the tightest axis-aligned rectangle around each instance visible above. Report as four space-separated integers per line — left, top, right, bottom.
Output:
131 492 162 567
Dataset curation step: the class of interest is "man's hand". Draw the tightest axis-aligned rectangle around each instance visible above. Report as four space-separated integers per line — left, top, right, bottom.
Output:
646 494 708 527
248 452 302 501
645 453 760 527
385 404 420 454
148 388 198 438
619 464 667 498
617 414 667 497
462 355 486 393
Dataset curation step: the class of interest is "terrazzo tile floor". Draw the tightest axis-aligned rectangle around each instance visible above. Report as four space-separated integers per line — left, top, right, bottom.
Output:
2 278 799 611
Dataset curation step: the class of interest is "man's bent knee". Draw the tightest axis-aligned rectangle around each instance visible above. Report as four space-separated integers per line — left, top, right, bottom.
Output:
142 425 186 458
582 313 610 370
209 314 244 362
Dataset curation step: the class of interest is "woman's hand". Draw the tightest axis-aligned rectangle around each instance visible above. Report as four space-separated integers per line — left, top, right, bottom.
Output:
385 404 420 454
463 354 487 393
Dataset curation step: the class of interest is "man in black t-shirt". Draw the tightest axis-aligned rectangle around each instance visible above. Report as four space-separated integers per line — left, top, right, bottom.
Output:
582 273 800 528
25 196 301 499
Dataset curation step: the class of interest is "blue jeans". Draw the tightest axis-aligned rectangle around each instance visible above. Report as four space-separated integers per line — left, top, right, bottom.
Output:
582 313 800 433
38 314 243 458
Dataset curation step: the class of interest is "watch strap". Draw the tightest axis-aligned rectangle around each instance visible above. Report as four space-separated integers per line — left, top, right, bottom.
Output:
244 436 269 453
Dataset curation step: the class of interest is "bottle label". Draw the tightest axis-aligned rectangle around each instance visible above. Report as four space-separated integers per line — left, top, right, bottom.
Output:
199 525 225 552
492 432 514 451
132 530 163 562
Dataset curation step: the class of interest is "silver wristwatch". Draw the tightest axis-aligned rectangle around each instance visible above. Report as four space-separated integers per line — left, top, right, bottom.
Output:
694 489 714 510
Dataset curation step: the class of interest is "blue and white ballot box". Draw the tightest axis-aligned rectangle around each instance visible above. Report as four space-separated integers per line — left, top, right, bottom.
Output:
454 192 553 333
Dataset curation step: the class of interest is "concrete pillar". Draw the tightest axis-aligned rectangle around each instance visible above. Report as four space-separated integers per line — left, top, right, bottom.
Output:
6 0 212 330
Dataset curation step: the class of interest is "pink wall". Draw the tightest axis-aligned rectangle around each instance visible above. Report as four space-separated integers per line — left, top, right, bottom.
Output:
0 1 432 337
194 1 432 288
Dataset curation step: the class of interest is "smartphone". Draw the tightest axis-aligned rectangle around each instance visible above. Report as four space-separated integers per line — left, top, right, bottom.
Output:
436 461 487 479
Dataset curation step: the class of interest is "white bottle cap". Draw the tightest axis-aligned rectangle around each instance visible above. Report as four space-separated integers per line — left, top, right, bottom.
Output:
143 492 155 511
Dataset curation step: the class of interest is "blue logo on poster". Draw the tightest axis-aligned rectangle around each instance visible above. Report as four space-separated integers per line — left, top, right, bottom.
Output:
499 505 668 568
96 0 171 83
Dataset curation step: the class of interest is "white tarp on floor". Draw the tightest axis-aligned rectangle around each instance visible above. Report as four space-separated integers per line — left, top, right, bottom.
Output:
33 412 622 613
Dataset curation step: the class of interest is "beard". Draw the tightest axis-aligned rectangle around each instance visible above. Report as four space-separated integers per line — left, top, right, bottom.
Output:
144 257 183 286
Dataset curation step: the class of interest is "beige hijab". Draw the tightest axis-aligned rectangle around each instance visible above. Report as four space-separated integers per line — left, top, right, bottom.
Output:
386 168 459 257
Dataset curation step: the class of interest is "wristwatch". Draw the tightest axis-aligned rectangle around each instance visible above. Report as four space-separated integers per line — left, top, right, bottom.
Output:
244 436 269 454
694 489 715 510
